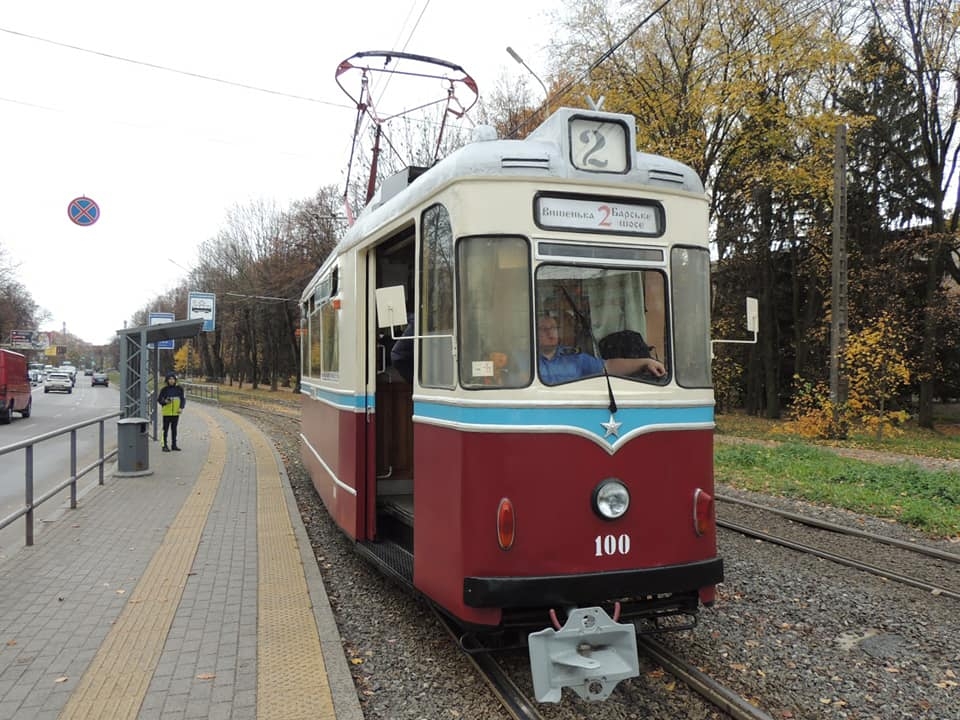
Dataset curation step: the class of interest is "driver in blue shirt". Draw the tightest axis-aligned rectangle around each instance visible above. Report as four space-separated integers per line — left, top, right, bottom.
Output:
537 315 666 385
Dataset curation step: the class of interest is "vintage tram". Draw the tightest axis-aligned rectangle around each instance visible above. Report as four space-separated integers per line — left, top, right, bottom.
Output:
300 105 721 702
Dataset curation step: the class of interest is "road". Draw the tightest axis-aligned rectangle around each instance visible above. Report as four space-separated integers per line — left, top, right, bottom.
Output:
0 378 123 558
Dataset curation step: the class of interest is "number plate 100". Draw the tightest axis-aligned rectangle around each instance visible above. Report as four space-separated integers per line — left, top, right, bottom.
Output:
594 533 631 556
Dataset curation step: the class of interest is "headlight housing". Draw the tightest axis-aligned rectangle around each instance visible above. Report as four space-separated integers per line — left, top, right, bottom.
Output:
592 479 630 520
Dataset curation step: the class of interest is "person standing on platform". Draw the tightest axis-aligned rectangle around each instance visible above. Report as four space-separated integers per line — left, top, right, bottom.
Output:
157 372 186 451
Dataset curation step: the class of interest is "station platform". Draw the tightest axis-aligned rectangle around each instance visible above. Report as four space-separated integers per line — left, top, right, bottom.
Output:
0 404 364 720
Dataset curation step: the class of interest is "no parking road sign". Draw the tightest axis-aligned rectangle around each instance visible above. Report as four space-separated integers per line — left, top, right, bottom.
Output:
68 196 100 226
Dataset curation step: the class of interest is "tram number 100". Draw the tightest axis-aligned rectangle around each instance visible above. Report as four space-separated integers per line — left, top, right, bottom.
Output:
594 533 631 557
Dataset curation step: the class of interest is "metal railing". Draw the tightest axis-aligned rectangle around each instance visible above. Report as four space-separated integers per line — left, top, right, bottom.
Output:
0 411 121 547
181 382 220 404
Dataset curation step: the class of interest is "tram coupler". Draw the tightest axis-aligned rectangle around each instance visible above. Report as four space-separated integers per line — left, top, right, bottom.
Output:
528 606 639 703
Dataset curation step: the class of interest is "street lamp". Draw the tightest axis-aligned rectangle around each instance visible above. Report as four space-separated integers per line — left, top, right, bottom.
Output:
506 46 550 117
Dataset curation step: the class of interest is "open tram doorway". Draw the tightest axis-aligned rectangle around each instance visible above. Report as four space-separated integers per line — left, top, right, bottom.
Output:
369 230 416 555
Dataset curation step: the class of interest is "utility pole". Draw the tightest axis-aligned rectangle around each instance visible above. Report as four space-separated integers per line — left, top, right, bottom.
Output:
830 124 849 423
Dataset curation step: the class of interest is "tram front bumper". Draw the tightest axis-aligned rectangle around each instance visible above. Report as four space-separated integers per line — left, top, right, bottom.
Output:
463 557 723 608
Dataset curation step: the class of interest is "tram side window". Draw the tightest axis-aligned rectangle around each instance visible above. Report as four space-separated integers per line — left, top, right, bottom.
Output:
301 301 311 378
420 204 455 388
321 300 339 376
534 265 668 385
458 236 532 388
309 305 323 378
671 246 711 388
307 270 340 379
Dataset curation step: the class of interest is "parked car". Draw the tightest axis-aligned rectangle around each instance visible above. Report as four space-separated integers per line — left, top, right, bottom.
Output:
91 371 109 387
0 348 32 423
44 372 73 394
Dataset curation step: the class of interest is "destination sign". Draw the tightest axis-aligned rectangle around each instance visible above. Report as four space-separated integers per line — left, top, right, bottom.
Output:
535 196 662 235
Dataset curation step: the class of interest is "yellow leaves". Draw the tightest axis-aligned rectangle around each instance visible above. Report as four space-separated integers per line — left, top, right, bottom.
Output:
935 669 958 688
646 667 676 691
820 698 848 708
788 312 913 438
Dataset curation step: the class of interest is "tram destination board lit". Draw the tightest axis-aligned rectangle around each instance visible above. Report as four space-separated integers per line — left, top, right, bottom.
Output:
535 195 663 236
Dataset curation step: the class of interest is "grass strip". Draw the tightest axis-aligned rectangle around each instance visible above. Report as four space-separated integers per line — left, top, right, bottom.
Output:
715 441 960 538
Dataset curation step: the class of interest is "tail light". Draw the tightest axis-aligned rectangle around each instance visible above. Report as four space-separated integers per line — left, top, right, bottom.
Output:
497 498 516 550
693 488 714 536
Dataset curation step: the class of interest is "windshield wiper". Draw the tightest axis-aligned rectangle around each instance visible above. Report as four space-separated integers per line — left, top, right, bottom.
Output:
559 286 617 416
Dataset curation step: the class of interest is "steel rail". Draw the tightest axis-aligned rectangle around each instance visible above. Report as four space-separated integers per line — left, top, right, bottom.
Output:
718 519 960 600
717 493 960 563
637 636 777 720
431 608 544 720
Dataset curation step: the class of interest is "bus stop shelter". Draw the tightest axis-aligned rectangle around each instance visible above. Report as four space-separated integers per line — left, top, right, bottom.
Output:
115 319 204 476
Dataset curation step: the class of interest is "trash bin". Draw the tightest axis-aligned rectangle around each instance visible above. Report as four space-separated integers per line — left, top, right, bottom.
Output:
116 417 152 476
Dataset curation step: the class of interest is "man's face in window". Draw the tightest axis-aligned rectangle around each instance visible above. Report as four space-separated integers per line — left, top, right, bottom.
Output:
537 317 559 357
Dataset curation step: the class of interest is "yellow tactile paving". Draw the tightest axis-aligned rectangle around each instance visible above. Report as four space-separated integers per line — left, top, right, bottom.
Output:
59 407 226 720
228 411 337 720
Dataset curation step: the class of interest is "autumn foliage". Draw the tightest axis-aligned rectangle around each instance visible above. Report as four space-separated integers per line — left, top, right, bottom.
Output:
786 313 912 439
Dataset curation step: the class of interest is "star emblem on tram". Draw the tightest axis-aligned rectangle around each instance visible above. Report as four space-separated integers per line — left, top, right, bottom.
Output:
601 414 622 438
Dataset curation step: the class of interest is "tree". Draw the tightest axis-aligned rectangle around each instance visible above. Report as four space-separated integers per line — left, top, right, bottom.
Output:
144 188 344 390
555 0 857 417
0 244 43 343
787 312 912 438
868 0 960 427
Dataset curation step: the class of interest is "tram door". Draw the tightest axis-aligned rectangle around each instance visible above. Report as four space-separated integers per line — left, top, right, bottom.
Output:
368 233 416 551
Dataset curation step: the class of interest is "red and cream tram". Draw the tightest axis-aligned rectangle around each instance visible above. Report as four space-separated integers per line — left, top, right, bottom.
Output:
300 106 721 702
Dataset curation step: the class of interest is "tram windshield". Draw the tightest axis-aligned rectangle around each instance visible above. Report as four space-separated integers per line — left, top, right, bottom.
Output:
535 265 667 385
456 239 711 389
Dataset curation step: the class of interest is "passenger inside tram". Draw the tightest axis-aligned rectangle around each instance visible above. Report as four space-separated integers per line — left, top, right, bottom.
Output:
536 315 665 385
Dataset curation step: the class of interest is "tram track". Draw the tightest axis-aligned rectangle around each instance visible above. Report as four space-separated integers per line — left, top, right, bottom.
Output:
716 493 960 600
217 398 300 420
431 607 546 720
636 636 775 720
433 603 784 719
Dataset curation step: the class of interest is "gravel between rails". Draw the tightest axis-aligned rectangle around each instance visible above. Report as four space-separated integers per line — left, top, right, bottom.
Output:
242 404 960 720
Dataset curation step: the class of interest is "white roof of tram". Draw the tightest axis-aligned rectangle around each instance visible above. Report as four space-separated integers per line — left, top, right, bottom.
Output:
303 107 706 301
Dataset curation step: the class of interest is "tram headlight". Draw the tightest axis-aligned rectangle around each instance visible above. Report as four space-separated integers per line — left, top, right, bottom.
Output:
592 479 630 520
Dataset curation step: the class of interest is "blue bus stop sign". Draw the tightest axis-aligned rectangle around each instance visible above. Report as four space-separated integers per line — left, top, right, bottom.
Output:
148 312 175 350
68 196 100 226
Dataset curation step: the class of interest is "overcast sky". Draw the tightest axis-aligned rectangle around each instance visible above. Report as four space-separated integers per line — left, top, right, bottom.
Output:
0 0 558 345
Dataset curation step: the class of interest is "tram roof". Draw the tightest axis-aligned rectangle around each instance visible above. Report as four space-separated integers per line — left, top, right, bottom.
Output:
303 107 706 301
